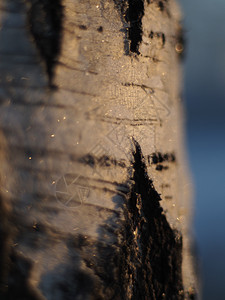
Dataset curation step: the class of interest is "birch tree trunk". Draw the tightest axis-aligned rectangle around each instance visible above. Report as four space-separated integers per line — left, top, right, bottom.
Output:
0 0 198 299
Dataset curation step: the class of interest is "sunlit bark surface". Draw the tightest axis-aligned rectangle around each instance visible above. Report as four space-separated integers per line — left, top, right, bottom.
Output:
0 0 198 299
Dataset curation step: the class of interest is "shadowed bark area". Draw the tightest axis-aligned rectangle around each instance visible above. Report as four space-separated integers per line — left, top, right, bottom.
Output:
28 0 63 86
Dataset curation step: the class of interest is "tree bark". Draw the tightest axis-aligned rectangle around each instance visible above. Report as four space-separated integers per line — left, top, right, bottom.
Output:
0 0 198 299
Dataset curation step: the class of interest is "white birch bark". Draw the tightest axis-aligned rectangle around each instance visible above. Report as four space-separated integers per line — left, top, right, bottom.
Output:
0 0 198 299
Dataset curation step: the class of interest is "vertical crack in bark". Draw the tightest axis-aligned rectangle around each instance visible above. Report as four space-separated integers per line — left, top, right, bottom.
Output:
126 0 144 54
121 139 184 299
27 0 63 87
113 0 144 54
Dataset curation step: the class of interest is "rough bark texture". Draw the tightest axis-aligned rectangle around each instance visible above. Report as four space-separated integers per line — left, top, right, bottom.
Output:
0 0 197 299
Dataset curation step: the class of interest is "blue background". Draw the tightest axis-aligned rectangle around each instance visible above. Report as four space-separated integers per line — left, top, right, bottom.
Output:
180 0 225 299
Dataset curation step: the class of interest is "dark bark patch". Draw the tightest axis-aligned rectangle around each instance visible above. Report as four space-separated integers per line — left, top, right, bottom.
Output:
158 1 165 11
6 251 43 300
27 0 63 87
79 25 87 30
97 26 103 32
146 0 170 15
148 152 176 165
149 31 166 47
113 0 144 54
126 0 144 54
120 139 184 299
79 154 127 169
93 140 184 299
155 164 168 171
165 195 173 200
187 290 197 300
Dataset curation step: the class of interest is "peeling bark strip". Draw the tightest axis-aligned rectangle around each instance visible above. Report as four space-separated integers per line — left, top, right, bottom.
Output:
27 0 63 86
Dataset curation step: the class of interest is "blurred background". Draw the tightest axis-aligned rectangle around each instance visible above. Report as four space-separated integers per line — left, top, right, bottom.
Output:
180 0 225 299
